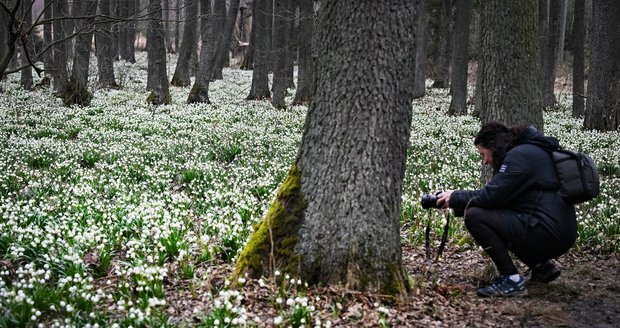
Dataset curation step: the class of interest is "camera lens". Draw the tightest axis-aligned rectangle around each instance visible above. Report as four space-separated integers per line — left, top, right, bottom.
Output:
420 194 438 209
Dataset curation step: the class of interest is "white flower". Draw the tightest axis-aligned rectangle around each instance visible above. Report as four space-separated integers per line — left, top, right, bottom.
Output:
274 316 283 325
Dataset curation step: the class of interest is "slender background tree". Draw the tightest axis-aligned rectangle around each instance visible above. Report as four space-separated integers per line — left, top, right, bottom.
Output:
171 0 198 87
572 0 586 118
413 0 429 99
146 0 171 105
246 0 271 100
448 0 471 116
187 0 214 104
292 0 315 105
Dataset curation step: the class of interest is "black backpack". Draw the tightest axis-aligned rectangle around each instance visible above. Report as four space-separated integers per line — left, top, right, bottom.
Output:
548 148 600 204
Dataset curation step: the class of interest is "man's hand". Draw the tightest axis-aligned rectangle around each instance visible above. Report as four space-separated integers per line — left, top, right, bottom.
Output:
436 190 454 208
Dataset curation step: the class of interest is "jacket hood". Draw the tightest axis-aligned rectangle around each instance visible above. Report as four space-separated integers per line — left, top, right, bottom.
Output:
517 126 560 150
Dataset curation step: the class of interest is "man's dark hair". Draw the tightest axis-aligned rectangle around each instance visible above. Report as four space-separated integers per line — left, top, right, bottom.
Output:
474 121 528 172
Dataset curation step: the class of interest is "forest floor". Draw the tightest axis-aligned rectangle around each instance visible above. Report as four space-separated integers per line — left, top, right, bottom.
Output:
162 244 619 327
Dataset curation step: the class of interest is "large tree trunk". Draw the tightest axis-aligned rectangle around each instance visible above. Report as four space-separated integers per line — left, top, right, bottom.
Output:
293 0 315 104
271 0 292 108
63 0 97 107
246 0 271 100
413 0 428 98
187 0 213 104
146 0 171 105
572 0 585 118
170 0 199 86
235 0 415 296
584 0 620 131
96 0 119 88
213 0 241 80
477 0 543 130
448 0 471 116
431 0 454 89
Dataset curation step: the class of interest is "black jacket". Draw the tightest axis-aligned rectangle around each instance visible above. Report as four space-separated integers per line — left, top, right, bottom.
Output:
450 127 577 240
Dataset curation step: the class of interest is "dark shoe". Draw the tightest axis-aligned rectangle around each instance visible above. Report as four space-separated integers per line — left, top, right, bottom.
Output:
477 275 528 297
530 261 561 283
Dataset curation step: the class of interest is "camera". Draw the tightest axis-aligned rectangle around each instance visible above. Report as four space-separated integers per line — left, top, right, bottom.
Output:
420 192 443 209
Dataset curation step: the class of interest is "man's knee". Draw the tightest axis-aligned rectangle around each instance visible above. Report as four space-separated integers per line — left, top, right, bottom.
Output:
463 207 488 230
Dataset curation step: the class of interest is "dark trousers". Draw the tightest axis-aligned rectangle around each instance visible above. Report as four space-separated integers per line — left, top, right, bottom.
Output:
464 207 574 276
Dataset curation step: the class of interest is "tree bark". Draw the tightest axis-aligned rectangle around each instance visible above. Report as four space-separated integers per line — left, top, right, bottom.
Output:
271 0 291 108
285 1 295 90
477 0 543 130
584 0 620 131
119 0 137 62
0 5 8 75
413 0 428 98
175 0 181 52
210 0 227 79
558 0 568 63
63 0 97 107
163 0 174 53
540 0 561 109
111 0 120 59
171 0 199 86
187 0 213 104
246 0 271 100
432 0 454 89
240 1 255 70
51 0 69 93
293 0 315 104
42 0 53 77
20 0 34 89
572 0 585 118
234 0 415 296
0 0 18 82
213 0 241 80
448 0 471 116
96 0 119 88
146 0 171 105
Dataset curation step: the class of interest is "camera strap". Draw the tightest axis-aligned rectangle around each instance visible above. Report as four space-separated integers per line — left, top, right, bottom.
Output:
425 211 451 263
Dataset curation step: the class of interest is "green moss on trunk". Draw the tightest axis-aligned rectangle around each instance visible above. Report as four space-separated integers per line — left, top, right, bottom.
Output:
232 164 307 280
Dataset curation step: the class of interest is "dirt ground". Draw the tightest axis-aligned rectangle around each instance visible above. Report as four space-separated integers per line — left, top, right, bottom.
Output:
397 245 620 328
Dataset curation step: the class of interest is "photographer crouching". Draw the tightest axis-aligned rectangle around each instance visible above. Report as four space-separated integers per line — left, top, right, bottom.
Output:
424 122 577 297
